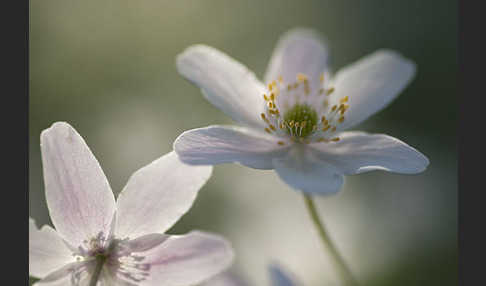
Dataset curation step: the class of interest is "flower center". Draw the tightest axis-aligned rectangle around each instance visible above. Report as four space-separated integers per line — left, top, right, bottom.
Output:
282 104 318 138
259 72 350 145
73 232 151 284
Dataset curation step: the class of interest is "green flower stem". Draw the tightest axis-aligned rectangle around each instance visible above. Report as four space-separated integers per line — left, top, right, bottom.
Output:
303 194 358 286
89 255 106 286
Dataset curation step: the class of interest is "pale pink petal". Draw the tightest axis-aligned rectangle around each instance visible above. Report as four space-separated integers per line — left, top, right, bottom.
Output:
264 28 329 85
177 45 267 128
115 233 169 257
138 231 234 286
115 152 212 239
309 131 429 175
29 218 75 279
34 260 92 286
174 125 290 170
273 146 344 194
330 50 416 131
40 122 116 247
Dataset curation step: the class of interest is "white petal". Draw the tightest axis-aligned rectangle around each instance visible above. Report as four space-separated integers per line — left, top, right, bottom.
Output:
174 125 290 170
176 45 267 128
331 49 416 130
118 233 169 254
115 151 212 239
264 28 329 85
34 260 92 286
309 131 429 175
269 264 296 286
29 218 75 279
40 122 116 247
139 231 234 286
273 145 344 195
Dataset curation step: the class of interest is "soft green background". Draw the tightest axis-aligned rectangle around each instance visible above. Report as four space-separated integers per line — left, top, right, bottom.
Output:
29 0 457 285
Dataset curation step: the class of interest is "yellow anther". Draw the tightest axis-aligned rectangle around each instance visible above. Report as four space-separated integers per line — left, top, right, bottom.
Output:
269 109 279 115
331 137 340 142
280 123 285 129
270 93 275 101
269 124 276 131
268 83 273 91
277 141 285 146
320 73 325 82
293 82 299 89
323 99 329 107
321 115 326 122
297 73 307 82
301 121 307 128
264 94 270 101
295 122 300 128
264 128 272 134
278 76 283 83
289 120 295 127
261 113 266 120
322 125 330 132
326 87 335 96
267 102 274 108
340 96 348 103
272 80 277 86
331 126 336 132
331 105 337 111
338 116 345 123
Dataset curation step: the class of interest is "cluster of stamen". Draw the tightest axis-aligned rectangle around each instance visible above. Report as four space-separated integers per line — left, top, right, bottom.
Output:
260 72 350 145
73 232 151 284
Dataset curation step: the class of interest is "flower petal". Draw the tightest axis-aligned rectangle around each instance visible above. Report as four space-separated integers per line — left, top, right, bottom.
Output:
34 260 92 286
115 151 212 239
139 231 234 286
331 49 416 130
273 145 344 194
174 125 290 170
40 122 116 247
29 218 75 279
264 28 329 85
269 264 297 286
118 233 170 255
309 131 429 175
176 45 267 128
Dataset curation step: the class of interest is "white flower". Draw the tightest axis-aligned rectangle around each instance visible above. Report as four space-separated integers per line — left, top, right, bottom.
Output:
29 122 234 285
174 28 429 194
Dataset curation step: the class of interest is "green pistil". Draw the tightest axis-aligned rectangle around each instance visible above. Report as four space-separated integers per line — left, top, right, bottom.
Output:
283 104 318 138
89 254 107 286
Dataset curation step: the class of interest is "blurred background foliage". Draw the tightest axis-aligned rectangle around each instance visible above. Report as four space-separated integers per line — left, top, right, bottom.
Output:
29 0 457 285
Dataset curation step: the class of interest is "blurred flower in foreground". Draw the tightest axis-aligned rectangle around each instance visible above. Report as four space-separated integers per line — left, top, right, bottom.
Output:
203 264 300 286
29 122 233 285
174 28 429 194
